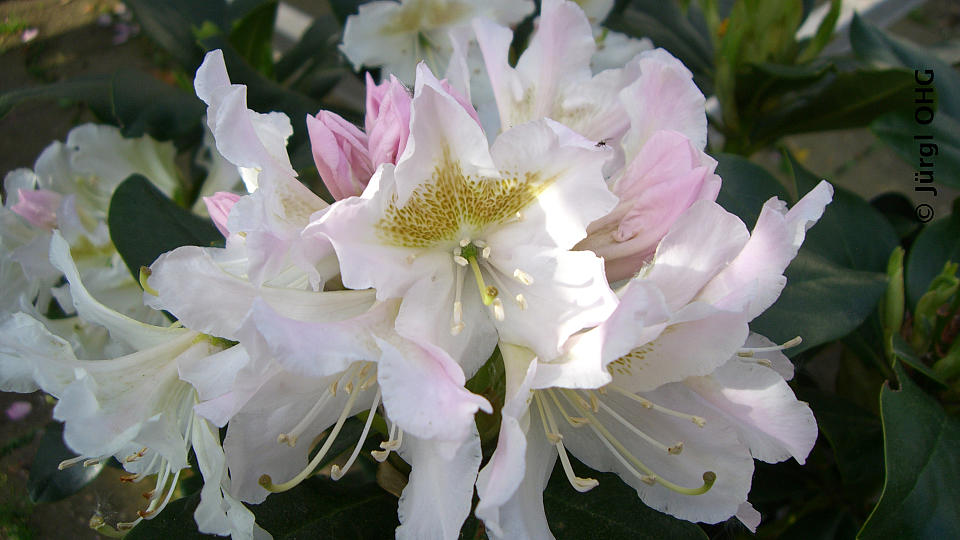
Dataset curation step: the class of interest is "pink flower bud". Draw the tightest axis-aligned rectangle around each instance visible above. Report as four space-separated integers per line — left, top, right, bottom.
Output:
11 188 62 230
203 191 242 238
365 73 412 169
307 111 374 200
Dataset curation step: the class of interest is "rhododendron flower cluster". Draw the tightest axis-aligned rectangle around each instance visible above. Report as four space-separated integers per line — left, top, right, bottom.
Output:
0 1 832 538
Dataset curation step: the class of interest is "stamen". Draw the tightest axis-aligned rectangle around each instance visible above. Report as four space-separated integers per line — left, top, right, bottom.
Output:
89 515 125 538
562 390 715 496
58 455 86 470
459 237 471 247
591 396 674 455
123 448 147 463
515 294 527 310
535 393 597 492
467 255 497 305
546 389 589 427
278 392 332 447
453 255 469 266
481 246 491 259
139 267 158 296
452 260 466 335
610 385 706 427
332 389 381 480
372 428 404 462
737 336 802 356
513 269 534 285
473 239 487 248
84 458 102 467
668 442 684 455
260 381 364 493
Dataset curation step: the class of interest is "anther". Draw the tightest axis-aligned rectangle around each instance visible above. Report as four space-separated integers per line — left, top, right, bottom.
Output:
641 475 657 485
345 381 354 394
668 442 684 455
515 294 527 310
513 269 534 285
481 246 491 259
459 237 471 247
120 474 140 483
454 255 468 266
492 298 505 321
692 416 706 427
405 254 416 264
277 433 298 447
329 380 338 397
451 322 465 335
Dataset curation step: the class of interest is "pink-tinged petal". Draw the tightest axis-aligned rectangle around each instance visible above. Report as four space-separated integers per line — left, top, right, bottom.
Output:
5 401 32 420
476 343 542 538
203 191 242 238
608 297 751 393
481 414 556 540
307 111 373 200
644 201 750 311
698 181 833 320
736 501 762 532
195 50 296 191
11 188 61 229
376 336 491 444
365 73 413 169
394 65 497 203
578 131 721 282
685 357 818 465
395 430 482 540
250 297 385 379
619 48 707 157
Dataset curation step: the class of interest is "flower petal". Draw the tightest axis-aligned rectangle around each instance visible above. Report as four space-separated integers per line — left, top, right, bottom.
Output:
396 429 482 540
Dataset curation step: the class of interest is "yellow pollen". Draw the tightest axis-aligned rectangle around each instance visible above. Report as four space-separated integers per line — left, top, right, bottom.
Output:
375 148 553 248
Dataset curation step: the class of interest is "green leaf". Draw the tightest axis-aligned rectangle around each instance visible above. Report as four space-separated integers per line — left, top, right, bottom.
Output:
850 14 960 119
0 75 114 120
871 112 960 190
327 0 365 26
126 476 399 539
605 0 715 93
28 422 103 503
800 390 882 489
108 175 223 279
891 334 947 387
796 0 841 63
127 0 227 70
905 206 960 308
780 507 858 540
715 152 894 355
714 153 790 228
858 363 960 538
748 67 914 149
229 1 278 78
111 69 205 142
275 14 343 84
542 457 707 539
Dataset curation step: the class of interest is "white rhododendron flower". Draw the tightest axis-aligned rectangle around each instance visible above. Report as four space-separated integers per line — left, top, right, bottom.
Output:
0 232 261 539
340 0 534 85
0 0 844 536
311 62 618 376
476 183 832 538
